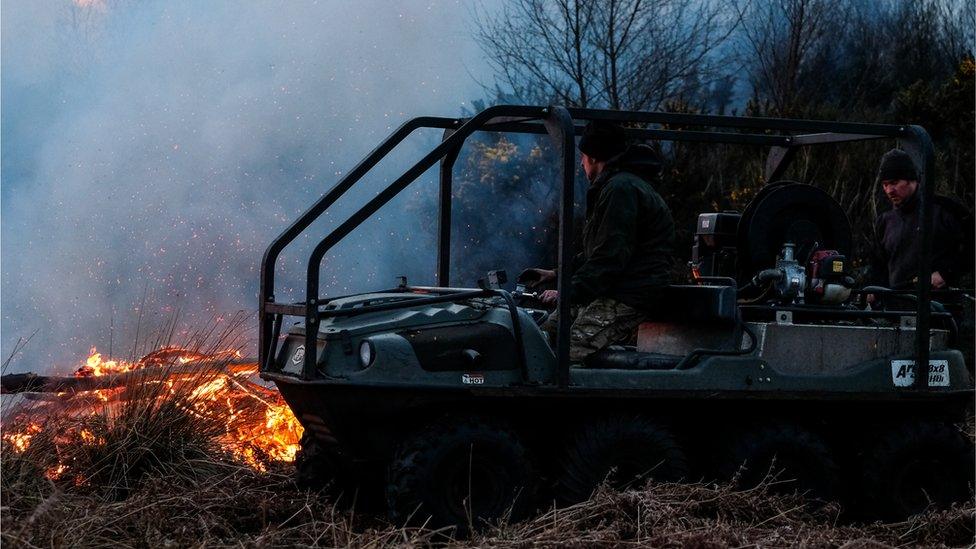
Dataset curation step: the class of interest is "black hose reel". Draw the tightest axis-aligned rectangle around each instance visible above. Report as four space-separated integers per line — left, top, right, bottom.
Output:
736 181 852 282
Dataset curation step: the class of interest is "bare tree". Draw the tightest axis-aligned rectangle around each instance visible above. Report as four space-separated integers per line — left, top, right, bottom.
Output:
738 0 973 115
932 0 976 63
473 0 737 110
592 0 737 110
474 0 597 106
882 0 974 85
735 0 845 115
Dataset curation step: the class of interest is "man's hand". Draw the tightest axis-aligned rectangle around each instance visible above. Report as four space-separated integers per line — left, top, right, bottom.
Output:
539 290 559 304
931 271 946 289
517 268 556 289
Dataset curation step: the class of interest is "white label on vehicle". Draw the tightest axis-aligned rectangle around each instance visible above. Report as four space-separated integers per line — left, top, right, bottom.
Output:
462 373 484 385
291 345 306 365
891 359 950 387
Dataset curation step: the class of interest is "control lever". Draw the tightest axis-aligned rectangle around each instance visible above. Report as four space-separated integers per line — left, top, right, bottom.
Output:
478 270 508 290
513 284 549 326
513 284 539 300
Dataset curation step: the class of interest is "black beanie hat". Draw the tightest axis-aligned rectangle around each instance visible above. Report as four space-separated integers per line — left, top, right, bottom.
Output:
877 148 918 182
578 120 628 161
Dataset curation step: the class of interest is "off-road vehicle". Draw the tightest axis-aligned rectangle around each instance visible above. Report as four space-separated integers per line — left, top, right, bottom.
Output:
258 105 974 530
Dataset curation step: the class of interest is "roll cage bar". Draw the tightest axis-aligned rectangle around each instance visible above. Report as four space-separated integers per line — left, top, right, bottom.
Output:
259 105 938 388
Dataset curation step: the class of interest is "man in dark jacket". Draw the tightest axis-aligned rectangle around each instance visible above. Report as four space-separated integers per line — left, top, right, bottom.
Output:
868 148 967 299
523 121 675 362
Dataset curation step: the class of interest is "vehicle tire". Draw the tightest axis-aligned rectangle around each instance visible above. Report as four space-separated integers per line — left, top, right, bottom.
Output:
295 433 384 510
718 423 839 502
860 421 974 520
556 416 689 504
294 432 337 490
386 416 536 533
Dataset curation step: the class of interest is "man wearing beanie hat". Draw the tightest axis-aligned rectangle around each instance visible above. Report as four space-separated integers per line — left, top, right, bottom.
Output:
868 148 967 296
521 120 675 363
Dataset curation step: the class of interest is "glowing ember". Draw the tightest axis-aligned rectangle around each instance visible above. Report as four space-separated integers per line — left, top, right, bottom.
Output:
5 423 42 452
79 429 98 445
2 346 303 472
45 464 68 480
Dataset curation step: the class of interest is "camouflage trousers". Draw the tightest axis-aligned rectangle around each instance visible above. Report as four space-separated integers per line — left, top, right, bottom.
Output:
542 297 645 363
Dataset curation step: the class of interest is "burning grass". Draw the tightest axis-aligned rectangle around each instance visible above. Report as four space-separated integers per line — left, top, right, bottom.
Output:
4 379 225 495
1 313 303 476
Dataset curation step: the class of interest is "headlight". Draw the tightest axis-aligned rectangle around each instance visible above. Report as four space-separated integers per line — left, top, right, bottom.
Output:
359 340 374 368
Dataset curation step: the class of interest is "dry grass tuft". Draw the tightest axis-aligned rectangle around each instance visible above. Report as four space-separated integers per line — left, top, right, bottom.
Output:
477 481 974 548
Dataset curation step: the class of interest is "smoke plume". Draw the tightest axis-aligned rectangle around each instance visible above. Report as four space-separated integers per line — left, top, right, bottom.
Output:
2 0 487 372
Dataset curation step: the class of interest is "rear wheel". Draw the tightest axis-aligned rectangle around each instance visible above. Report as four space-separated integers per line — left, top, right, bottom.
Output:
557 416 689 504
386 416 536 533
860 421 974 519
717 423 839 502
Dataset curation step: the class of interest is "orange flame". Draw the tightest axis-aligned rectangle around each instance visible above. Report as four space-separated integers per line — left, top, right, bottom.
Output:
76 347 133 377
5 423 42 452
3 347 303 473
45 464 68 480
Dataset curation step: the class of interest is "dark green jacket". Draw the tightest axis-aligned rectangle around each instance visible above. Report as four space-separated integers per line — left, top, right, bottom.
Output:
570 145 675 309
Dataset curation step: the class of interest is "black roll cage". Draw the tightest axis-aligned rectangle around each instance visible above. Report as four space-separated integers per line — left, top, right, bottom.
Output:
258 104 938 388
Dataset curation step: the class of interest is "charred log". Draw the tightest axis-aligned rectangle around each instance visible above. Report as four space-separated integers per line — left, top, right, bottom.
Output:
1 359 258 394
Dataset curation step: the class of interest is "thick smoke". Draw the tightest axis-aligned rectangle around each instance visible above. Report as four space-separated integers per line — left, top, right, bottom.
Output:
1 0 488 372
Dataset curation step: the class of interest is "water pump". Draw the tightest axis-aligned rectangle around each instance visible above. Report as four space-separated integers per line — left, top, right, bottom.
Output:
742 242 853 305
746 242 805 303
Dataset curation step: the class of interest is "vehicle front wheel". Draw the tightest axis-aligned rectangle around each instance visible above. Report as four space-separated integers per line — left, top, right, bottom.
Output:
294 432 336 490
386 416 537 533
295 432 383 509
